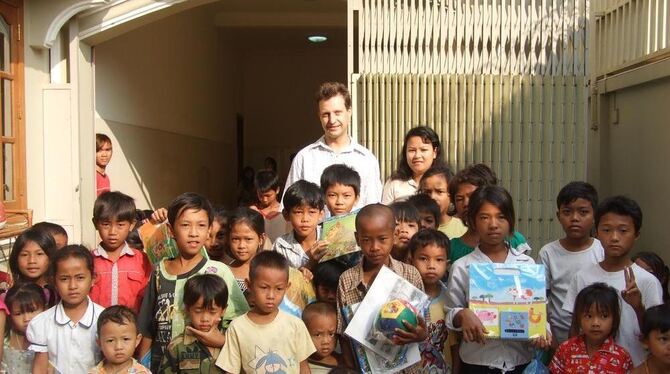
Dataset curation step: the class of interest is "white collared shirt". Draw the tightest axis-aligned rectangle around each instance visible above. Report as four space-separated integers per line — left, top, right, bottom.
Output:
271 231 315 269
445 246 538 371
381 178 418 204
284 136 382 210
27 297 104 374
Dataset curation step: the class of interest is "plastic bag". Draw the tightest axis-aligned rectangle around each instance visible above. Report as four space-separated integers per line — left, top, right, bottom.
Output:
522 350 550 374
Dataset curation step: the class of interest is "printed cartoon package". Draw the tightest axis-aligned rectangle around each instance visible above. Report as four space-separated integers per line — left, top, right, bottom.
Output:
468 263 547 340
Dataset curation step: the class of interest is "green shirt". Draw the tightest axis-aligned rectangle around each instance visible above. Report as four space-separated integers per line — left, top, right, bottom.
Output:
160 331 223 374
449 230 531 263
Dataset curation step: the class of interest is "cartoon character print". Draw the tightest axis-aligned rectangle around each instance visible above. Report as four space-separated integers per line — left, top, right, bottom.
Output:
249 348 288 374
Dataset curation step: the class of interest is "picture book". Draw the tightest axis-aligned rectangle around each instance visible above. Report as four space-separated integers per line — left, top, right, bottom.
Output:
319 210 360 263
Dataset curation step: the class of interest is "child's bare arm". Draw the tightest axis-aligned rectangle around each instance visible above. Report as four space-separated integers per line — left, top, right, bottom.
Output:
32 351 49 374
299 359 312 373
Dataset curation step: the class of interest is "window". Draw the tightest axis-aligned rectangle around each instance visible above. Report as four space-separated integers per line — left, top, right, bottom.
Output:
0 0 24 209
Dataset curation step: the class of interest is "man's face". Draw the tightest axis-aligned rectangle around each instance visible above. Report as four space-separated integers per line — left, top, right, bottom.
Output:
318 95 351 142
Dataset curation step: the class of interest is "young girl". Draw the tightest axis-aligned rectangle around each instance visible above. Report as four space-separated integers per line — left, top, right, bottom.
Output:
381 126 444 204
633 304 670 373
27 245 104 373
632 251 670 302
1 283 46 374
8 227 58 307
550 283 633 373
228 207 267 297
419 164 467 239
445 185 550 373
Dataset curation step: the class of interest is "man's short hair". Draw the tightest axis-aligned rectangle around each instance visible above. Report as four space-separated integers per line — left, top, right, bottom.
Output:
320 164 361 196
93 191 136 223
249 251 289 282
316 82 351 109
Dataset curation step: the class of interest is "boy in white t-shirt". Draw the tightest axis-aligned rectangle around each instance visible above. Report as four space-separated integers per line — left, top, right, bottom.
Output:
538 182 604 344
563 195 663 366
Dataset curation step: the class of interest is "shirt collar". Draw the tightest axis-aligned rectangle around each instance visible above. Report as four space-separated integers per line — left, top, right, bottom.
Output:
353 257 403 292
275 231 320 253
93 242 135 259
309 136 362 154
55 297 96 328
471 244 531 262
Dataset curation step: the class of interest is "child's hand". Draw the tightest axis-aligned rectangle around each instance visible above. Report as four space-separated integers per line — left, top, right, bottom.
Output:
622 266 643 311
186 323 226 348
458 309 488 345
298 266 314 281
530 330 552 350
306 240 329 262
150 207 168 224
392 315 428 345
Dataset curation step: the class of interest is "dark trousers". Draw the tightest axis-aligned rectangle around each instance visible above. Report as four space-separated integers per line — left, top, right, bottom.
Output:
459 362 528 374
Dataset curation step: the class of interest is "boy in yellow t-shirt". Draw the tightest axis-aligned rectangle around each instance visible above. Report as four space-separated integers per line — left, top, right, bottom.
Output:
216 251 315 373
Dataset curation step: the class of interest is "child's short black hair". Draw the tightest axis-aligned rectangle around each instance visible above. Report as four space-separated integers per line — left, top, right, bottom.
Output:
556 181 598 210
596 195 643 233
249 250 289 282
302 301 337 324
5 282 46 315
10 227 57 283
50 245 94 280
407 229 450 257
96 305 138 335
571 283 621 339
420 165 455 185
31 221 67 240
389 201 421 225
96 133 111 151
93 191 136 224
255 169 281 193
282 180 325 212
313 261 347 291
641 304 670 338
632 251 670 302
467 185 515 232
183 274 229 310
320 164 361 196
167 192 214 226
407 194 440 226
448 163 498 201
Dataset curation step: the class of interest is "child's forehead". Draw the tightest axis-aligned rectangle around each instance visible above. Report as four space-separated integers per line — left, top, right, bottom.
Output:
326 183 356 193
290 203 321 211
177 208 210 221
560 197 593 209
598 212 635 226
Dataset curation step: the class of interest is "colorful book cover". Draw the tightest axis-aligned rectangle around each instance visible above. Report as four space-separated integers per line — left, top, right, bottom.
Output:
468 263 547 340
138 222 178 265
319 210 360 263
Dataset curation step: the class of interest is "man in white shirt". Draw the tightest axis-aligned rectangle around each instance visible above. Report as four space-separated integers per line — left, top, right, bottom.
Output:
284 82 382 210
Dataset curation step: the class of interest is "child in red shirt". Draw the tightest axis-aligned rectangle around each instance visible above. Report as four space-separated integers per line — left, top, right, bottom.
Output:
550 283 633 373
90 191 151 313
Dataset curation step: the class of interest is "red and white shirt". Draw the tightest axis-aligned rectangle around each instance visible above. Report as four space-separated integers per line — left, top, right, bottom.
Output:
549 335 633 373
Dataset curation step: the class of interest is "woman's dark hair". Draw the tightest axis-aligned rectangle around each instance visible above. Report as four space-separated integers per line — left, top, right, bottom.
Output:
467 185 515 232
391 126 445 181
632 251 670 302
5 282 46 317
571 283 621 339
9 227 57 283
183 274 229 310
228 207 265 237
641 304 670 338
50 245 94 280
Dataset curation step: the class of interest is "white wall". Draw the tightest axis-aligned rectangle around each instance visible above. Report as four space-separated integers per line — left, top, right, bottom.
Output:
94 5 237 209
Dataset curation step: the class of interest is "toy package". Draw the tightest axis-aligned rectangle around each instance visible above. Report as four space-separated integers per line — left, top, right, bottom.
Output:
468 263 547 340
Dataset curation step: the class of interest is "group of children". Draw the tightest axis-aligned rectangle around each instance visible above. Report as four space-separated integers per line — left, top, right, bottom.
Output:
0 158 667 374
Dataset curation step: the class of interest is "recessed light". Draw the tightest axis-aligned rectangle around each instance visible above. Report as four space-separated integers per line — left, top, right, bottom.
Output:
307 35 327 43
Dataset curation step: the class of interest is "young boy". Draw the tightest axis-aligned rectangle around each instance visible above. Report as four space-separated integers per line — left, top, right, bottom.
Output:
408 229 452 373
160 274 228 373
389 201 421 263
137 192 249 372
563 196 663 366
419 165 467 238
312 261 347 305
216 251 316 373
337 204 427 372
272 180 328 270
90 191 152 314
31 221 68 249
538 181 605 344
96 133 113 196
251 169 288 244
320 164 361 217
302 301 342 372
407 193 440 230
89 305 150 373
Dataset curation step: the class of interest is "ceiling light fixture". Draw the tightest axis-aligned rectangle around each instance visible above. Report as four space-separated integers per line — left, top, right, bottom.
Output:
307 35 327 43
